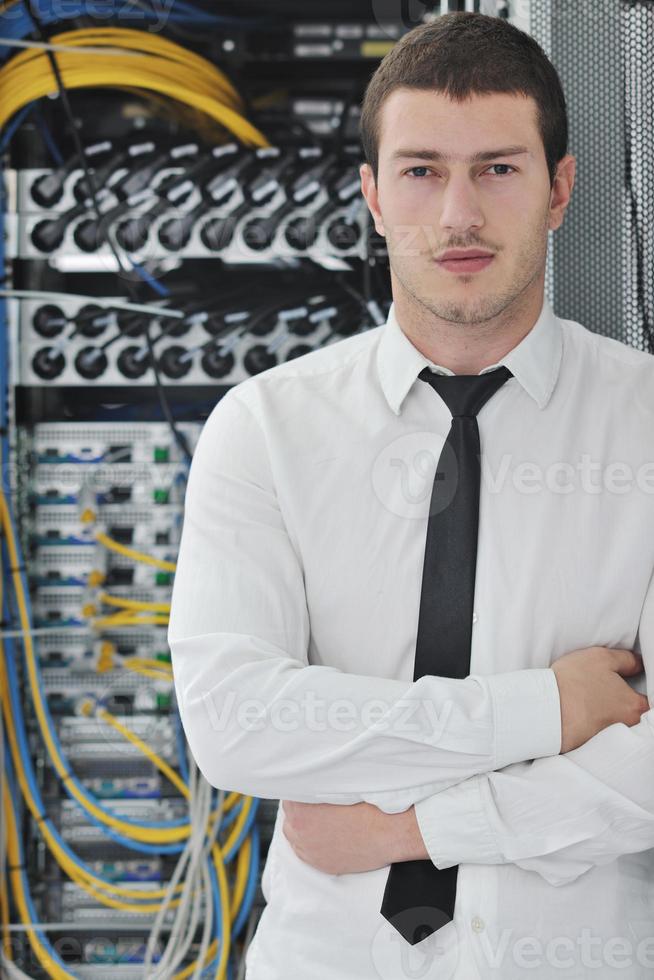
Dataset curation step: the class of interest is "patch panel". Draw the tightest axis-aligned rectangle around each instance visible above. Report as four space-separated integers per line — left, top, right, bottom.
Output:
32 587 174 628
28 422 200 465
35 628 170 668
41 666 173 715
40 769 165 803
292 19 404 58
54 717 178 773
17 295 353 386
84 775 163 800
50 798 188 834
32 465 187 508
8 148 368 267
31 547 175 590
75 964 150 980
33 507 183 549
44 881 182 925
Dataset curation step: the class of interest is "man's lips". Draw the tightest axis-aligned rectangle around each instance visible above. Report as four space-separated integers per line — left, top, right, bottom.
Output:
435 255 494 273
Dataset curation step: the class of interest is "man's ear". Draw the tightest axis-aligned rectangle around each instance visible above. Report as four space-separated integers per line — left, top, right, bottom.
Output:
548 153 576 232
359 162 385 238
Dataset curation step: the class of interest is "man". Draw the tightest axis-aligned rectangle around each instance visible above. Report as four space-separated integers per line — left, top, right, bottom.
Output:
169 12 654 980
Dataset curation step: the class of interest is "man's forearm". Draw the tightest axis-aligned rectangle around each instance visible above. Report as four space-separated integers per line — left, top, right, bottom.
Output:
281 799 430 874
385 805 430 863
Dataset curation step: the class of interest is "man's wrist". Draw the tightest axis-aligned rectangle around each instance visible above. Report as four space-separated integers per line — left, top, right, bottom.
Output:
382 805 429 863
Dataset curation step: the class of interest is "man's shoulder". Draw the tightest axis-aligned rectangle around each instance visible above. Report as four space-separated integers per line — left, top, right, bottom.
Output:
562 313 654 373
229 324 382 403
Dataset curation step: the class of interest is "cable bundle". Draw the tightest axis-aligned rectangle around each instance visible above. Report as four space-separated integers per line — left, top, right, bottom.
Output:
0 26 270 144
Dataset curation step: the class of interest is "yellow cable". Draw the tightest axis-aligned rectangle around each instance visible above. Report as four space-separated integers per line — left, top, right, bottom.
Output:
3 778 77 979
95 530 177 572
0 28 271 145
91 703 188 797
0 488 186 844
122 659 173 682
1 643 245 964
91 613 170 629
0 559 9 963
99 592 171 613
0 427 246 977
0 870 9 960
124 656 172 673
0 653 168 903
1 630 247 977
0 609 243 887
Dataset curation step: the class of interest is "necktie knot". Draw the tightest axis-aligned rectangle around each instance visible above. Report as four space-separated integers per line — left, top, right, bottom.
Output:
418 364 513 418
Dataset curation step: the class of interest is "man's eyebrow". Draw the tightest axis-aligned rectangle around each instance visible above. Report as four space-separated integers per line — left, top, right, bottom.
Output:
390 145 530 164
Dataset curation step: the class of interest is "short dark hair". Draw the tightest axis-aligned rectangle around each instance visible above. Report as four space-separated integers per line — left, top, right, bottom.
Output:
359 11 568 189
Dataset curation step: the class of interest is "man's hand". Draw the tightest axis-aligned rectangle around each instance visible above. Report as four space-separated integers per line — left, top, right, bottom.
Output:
281 800 429 875
551 646 649 753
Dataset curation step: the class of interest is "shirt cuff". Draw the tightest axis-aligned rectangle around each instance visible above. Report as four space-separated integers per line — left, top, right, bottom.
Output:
414 773 502 868
482 666 562 770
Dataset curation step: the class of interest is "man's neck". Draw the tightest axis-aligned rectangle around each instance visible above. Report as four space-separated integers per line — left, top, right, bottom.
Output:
392 281 545 376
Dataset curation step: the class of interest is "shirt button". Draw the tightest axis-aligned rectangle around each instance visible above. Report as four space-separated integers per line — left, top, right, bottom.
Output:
471 916 485 933
472 611 478 624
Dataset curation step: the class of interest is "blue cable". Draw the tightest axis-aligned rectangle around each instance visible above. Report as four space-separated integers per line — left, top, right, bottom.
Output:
203 845 224 978
175 704 190 783
0 491 189 830
2 570 252 863
0 103 33 152
34 101 64 166
223 796 259 863
3 748 76 974
231 821 260 940
1 604 184 869
0 0 281 62
129 259 169 297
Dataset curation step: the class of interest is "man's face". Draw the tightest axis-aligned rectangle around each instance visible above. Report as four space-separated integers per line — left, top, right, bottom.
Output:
360 88 574 325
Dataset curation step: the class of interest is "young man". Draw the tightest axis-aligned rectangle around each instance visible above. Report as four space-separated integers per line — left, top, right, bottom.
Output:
169 12 654 980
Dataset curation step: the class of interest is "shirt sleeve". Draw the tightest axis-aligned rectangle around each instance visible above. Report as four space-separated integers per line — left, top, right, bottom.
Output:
168 387 562 811
414 570 654 883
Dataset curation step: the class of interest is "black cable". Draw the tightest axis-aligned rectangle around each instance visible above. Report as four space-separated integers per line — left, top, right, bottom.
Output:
24 1 194 462
332 83 361 157
143 322 192 460
622 54 654 355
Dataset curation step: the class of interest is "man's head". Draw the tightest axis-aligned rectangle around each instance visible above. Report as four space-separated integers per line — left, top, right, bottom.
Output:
359 12 576 328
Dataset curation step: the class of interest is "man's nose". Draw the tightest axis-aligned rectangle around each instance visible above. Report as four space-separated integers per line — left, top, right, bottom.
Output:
438 175 484 234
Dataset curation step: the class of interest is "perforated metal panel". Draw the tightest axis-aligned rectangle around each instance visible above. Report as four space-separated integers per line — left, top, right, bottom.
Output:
528 0 654 353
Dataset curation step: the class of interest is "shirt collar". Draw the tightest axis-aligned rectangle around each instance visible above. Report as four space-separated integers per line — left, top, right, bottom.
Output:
376 295 563 416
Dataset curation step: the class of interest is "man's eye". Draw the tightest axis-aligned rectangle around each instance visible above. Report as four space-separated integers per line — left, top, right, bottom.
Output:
486 164 515 176
404 164 516 178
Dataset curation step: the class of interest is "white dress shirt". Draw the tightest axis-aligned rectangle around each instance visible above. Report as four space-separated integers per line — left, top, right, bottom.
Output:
169 295 654 980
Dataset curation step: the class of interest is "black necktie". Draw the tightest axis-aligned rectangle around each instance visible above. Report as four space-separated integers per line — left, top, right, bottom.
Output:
380 363 513 946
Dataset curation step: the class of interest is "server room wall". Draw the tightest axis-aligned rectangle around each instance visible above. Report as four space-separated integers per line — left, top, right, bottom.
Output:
0 1 651 977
